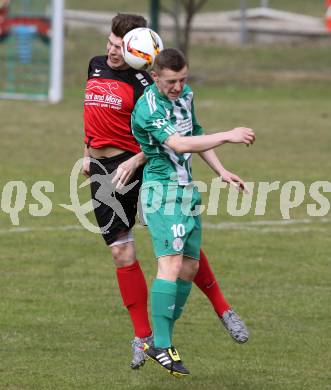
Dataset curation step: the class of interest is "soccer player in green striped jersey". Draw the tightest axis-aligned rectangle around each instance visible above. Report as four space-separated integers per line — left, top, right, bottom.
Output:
132 48 255 377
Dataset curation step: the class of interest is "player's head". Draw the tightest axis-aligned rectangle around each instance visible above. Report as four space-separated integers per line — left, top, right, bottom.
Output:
111 13 147 38
107 13 147 70
151 48 188 100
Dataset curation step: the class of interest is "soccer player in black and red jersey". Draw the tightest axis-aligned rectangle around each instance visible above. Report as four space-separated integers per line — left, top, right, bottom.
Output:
82 13 248 369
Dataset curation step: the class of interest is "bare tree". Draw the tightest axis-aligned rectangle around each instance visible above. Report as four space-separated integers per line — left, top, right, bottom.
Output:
161 0 209 57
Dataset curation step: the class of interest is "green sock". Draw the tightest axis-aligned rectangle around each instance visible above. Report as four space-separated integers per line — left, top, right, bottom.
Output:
169 278 192 340
151 278 177 349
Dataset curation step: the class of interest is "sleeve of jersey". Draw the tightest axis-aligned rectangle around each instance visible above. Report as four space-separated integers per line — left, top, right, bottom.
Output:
140 110 177 144
87 58 94 79
191 99 204 136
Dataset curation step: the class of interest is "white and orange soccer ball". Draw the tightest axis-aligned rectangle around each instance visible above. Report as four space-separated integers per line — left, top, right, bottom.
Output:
121 27 164 71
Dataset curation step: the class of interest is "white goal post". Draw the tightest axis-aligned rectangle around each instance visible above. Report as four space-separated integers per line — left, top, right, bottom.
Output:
49 0 64 103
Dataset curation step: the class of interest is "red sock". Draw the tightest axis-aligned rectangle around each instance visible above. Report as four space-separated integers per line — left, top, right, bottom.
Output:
116 261 152 338
194 249 230 316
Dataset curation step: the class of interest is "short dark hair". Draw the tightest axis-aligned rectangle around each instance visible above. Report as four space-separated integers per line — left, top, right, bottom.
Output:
153 48 187 74
111 13 147 38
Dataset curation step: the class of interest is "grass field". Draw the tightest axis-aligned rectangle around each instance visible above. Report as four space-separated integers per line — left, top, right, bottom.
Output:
1 25 331 390
66 0 326 18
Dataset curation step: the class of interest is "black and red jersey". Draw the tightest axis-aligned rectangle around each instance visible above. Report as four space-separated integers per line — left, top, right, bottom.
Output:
84 55 153 153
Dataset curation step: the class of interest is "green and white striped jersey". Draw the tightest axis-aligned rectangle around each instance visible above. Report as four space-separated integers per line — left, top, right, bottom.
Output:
132 83 204 185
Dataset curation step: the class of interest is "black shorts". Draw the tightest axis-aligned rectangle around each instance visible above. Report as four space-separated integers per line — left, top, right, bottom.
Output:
89 151 144 246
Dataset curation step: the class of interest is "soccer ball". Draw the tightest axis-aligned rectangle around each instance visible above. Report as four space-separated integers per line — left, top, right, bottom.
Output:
122 27 164 71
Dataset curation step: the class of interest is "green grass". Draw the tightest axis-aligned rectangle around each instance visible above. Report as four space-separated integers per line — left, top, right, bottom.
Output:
1 29 331 389
66 0 326 17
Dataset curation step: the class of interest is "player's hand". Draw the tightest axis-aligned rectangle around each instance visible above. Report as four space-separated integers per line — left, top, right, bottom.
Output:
112 156 139 190
220 168 249 193
228 127 255 146
81 156 90 178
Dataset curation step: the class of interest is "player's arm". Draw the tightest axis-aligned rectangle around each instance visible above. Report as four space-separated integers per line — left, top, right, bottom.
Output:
81 59 94 178
81 144 90 178
112 152 147 189
198 149 249 192
191 103 250 192
165 127 255 154
165 97 255 153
